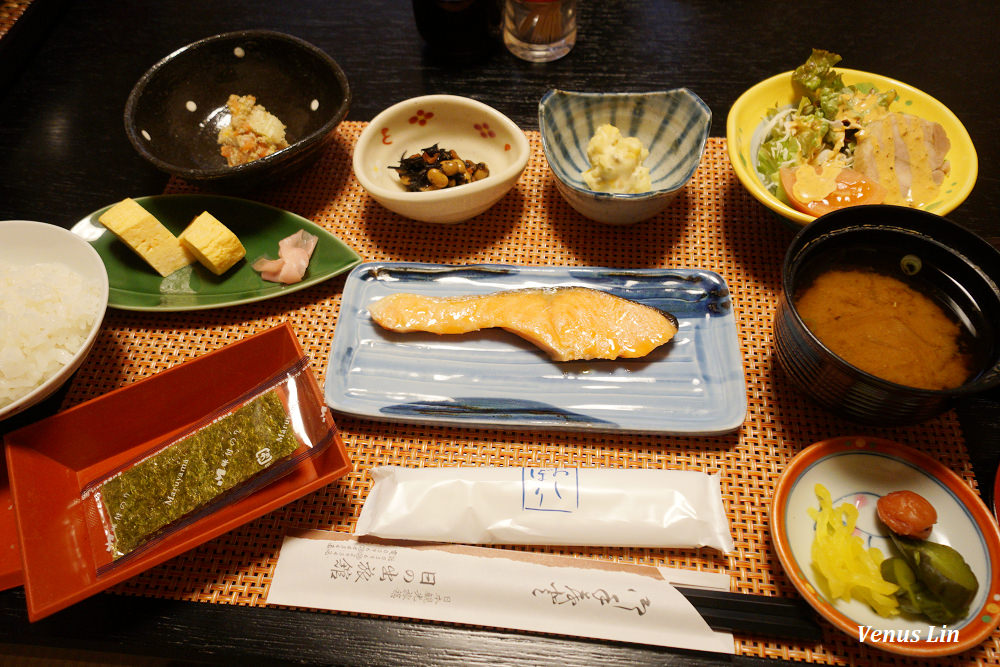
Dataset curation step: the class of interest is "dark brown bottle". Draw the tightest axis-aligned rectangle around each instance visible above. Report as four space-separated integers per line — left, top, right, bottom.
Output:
412 0 502 59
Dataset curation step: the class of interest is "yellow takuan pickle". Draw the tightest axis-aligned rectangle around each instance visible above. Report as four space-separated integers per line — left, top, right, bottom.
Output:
809 483 900 617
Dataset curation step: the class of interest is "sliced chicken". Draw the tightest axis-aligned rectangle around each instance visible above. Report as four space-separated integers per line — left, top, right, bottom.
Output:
853 112 950 207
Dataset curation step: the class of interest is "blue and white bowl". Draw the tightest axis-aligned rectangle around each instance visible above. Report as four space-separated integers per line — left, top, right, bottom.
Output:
538 89 711 225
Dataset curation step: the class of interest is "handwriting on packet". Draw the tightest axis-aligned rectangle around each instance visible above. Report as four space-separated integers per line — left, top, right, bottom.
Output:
533 582 652 616
523 467 579 512
322 539 649 615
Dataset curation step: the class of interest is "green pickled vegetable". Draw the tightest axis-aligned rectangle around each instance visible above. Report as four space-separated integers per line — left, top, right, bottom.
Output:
880 534 979 623
880 556 963 624
100 389 299 558
890 534 978 612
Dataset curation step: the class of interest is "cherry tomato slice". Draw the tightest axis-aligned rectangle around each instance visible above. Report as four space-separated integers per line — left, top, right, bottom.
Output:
780 166 886 216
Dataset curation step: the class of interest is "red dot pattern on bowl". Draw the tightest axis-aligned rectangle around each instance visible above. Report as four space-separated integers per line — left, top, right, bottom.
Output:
408 110 434 125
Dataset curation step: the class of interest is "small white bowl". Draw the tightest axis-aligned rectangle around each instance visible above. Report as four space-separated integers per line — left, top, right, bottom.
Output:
353 95 530 224
539 89 711 225
0 221 109 421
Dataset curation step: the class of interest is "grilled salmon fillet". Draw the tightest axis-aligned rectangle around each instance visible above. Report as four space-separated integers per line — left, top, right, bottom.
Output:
368 287 678 362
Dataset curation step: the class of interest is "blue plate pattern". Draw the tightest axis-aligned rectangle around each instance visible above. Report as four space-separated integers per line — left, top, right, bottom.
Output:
324 263 747 434
538 89 711 200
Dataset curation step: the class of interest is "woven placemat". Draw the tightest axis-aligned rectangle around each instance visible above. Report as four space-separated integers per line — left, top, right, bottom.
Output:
0 1 31 36
62 124 997 665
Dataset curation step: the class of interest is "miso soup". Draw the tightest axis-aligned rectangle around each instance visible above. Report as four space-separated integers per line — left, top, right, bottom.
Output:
795 268 973 390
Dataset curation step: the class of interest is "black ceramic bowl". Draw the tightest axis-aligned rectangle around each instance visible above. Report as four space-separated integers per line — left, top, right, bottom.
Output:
774 205 1000 425
125 30 350 190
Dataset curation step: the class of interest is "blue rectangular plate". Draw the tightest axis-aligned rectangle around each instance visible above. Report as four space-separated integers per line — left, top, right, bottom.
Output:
324 263 747 434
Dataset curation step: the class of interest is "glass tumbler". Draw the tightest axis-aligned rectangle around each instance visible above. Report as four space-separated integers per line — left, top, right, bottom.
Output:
503 0 576 62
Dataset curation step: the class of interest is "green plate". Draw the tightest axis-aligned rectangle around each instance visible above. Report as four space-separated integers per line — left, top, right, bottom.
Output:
72 194 362 311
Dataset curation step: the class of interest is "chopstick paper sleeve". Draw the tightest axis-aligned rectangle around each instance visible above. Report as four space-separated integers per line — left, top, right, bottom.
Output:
353 466 734 551
268 531 736 654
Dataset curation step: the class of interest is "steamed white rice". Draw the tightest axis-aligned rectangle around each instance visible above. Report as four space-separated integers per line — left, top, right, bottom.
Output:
0 262 103 409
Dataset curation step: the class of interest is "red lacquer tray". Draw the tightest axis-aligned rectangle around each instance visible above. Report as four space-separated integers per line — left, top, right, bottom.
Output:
0 458 21 591
4 323 351 621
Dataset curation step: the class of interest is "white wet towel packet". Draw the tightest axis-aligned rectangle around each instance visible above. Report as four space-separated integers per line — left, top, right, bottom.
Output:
354 466 734 552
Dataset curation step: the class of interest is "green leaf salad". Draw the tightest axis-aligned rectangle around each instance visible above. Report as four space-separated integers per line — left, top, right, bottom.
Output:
756 49 897 204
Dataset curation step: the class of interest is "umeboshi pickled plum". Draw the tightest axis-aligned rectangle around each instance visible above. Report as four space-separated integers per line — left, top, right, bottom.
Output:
877 490 938 540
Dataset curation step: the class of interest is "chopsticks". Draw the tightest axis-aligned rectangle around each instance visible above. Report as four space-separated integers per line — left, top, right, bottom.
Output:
517 1 564 45
675 586 824 642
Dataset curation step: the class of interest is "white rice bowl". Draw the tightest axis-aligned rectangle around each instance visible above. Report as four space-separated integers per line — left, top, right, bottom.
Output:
0 221 108 421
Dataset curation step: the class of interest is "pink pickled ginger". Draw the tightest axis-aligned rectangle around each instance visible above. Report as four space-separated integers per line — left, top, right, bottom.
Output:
252 229 319 284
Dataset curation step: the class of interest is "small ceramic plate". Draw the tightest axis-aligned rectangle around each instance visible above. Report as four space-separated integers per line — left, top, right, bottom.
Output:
771 436 1000 657
5 324 352 621
325 262 747 434
726 68 978 228
72 194 361 311
352 94 530 223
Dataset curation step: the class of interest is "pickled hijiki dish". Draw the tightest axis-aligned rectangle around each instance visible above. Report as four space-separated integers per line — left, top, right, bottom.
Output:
388 144 489 192
756 49 951 216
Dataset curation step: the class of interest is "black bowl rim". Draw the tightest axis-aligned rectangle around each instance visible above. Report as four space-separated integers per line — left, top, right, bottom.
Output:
124 29 351 182
781 204 1000 398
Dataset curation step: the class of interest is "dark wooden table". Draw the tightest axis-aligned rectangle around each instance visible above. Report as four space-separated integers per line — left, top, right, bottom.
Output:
1 1 998 664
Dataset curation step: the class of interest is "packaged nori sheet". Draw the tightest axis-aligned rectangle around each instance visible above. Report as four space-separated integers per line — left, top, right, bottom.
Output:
99 388 299 558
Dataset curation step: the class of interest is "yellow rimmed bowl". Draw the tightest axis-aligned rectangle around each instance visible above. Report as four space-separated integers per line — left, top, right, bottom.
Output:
726 68 978 229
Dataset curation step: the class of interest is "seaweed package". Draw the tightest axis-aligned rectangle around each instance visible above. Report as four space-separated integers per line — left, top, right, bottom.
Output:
82 355 334 575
